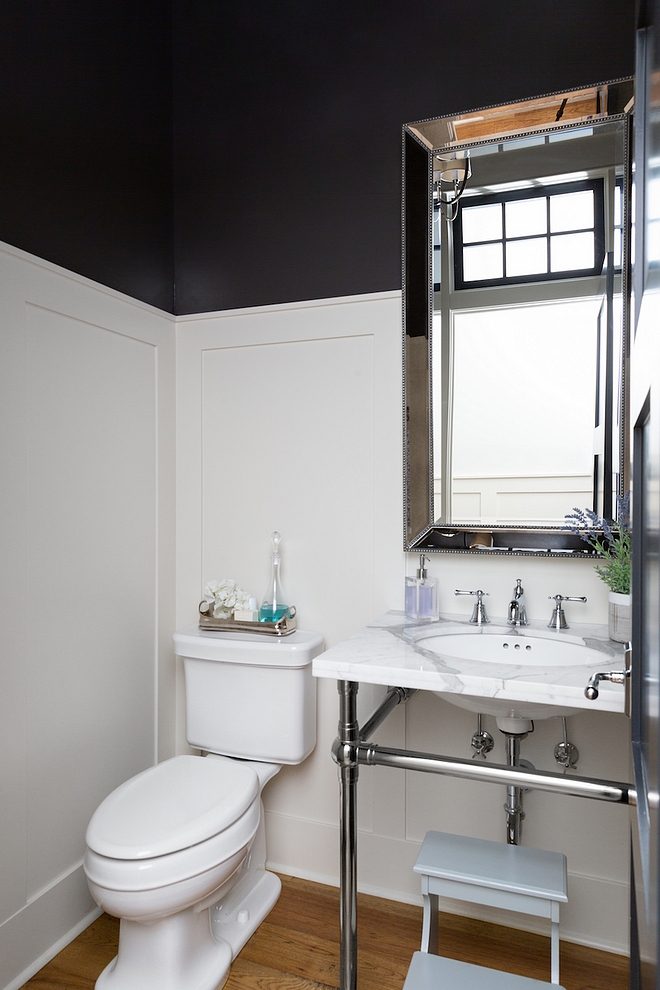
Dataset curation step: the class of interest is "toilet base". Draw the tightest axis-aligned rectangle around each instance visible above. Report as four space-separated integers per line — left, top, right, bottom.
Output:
210 868 282 956
95 869 282 990
96 905 232 990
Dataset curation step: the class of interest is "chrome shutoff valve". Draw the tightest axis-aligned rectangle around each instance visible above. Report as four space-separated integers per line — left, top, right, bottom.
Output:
554 717 579 770
471 714 494 759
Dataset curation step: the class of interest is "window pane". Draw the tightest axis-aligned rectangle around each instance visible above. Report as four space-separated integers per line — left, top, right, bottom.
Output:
648 177 660 262
550 190 594 232
614 228 622 269
548 126 593 143
506 237 548 276
550 231 595 271
463 242 503 281
505 197 547 238
462 203 502 243
648 218 660 264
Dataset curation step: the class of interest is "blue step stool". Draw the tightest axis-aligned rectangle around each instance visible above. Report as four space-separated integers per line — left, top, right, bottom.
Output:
403 952 566 990
413 831 568 985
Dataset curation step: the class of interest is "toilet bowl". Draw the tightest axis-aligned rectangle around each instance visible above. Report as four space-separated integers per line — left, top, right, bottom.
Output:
84 755 280 990
84 626 324 990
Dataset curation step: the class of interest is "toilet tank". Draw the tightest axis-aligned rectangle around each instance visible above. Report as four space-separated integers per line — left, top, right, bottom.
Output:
174 626 324 764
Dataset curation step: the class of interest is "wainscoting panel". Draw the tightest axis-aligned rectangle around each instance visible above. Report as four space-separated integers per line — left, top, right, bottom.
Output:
0 242 175 990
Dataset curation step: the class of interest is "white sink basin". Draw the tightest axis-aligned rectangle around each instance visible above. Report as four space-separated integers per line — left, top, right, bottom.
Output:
412 626 617 720
417 631 607 668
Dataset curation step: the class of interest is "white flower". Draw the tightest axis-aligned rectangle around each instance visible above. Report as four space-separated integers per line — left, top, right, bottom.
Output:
204 578 253 617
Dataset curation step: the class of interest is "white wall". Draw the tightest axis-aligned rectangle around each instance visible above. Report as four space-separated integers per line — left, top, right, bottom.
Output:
0 244 176 990
176 290 630 955
0 257 629 990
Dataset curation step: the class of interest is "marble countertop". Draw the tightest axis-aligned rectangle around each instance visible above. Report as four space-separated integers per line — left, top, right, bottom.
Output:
312 611 626 715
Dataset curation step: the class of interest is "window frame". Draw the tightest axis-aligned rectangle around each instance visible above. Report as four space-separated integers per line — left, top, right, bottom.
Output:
451 177 606 290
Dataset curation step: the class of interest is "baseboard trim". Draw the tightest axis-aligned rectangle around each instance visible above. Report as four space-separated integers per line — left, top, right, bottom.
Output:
265 814 630 958
0 863 100 990
269 861 629 958
2 905 102 990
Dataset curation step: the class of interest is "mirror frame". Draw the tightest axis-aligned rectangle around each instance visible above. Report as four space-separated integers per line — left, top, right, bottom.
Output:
403 79 633 556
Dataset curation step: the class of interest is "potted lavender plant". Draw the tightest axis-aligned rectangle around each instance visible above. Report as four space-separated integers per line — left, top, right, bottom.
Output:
564 493 631 643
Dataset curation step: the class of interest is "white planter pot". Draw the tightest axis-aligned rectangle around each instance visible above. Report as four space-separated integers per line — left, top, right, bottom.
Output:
608 592 631 643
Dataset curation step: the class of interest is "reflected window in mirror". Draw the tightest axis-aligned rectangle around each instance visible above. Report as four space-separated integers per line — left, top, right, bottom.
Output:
453 178 605 288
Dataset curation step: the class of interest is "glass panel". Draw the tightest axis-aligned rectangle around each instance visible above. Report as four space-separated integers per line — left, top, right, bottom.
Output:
649 218 660 265
433 208 441 287
506 237 548 276
503 136 546 151
648 175 660 263
450 299 598 525
548 126 594 143
614 184 622 227
505 197 547 238
550 231 595 271
462 203 502 243
550 190 594 232
614 227 622 269
463 242 503 281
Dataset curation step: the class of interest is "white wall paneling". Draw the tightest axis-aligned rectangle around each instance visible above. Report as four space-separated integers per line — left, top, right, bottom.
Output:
175 290 405 843
175 291 629 955
0 243 176 990
0 259 631 988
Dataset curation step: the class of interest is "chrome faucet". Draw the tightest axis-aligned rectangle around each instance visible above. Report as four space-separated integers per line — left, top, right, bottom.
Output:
507 578 528 627
455 589 490 625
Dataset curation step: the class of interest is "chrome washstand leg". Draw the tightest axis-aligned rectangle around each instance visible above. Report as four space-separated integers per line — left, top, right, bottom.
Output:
332 683 415 990
333 681 360 990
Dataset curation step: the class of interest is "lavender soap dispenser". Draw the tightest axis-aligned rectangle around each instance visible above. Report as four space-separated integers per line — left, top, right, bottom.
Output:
405 554 439 620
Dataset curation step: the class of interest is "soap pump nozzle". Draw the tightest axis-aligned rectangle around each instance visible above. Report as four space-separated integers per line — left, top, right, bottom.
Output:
417 554 430 580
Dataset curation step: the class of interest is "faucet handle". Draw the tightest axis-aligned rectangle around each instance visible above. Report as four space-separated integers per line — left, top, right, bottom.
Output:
547 594 587 630
455 589 490 625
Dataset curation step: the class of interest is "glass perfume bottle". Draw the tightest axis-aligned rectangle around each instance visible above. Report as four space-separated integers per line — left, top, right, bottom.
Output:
259 531 290 622
405 554 438 620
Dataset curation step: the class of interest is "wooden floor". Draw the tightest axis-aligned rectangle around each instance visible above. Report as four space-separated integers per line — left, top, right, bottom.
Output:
22 874 628 990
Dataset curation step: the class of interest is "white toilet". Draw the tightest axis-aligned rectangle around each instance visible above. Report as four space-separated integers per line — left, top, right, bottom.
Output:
84 625 324 990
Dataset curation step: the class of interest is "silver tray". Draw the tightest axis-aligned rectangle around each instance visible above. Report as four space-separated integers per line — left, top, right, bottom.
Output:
198 604 297 636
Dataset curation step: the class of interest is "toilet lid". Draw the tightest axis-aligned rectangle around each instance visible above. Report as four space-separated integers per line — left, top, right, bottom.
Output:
86 756 260 860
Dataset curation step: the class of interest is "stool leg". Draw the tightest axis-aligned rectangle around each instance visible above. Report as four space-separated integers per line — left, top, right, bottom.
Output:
551 919 560 984
421 892 438 954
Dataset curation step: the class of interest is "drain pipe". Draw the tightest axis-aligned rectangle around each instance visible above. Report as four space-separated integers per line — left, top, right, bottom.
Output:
496 717 534 845
503 733 525 844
